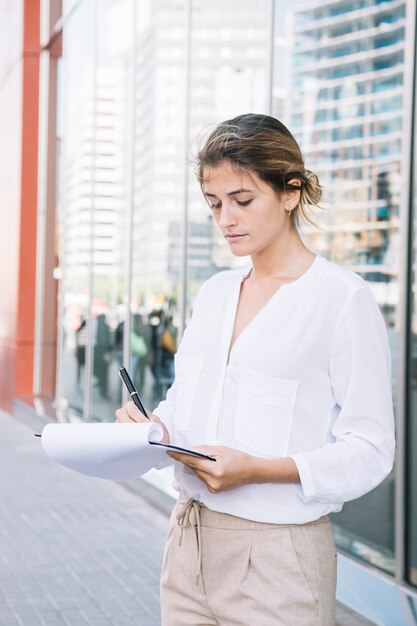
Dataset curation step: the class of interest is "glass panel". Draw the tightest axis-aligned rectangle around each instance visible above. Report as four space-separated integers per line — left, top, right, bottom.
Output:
127 0 188 496
90 0 132 421
59 0 95 416
130 0 187 411
284 0 403 573
187 0 270 306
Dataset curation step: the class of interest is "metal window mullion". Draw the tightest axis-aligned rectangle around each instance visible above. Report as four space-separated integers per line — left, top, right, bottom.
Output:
395 0 417 587
56 22 69 410
55 173 67 411
266 0 275 115
83 0 99 421
179 0 192 339
33 48 50 396
122 0 138 402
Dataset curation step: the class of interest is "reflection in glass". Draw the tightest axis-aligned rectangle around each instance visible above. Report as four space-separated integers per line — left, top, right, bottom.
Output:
287 0 405 573
55 0 405 535
90 0 132 421
61 279 90 415
59 0 130 420
130 0 187 410
59 0 95 416
187 0 270 306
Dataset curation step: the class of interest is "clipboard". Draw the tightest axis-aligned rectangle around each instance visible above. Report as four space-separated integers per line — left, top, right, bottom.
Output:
149 441 216 461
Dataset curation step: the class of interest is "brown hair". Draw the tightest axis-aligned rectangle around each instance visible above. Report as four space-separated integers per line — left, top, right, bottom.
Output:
194 113 323 228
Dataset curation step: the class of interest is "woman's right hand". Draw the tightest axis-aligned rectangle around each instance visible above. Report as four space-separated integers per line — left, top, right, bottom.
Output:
115 401 170 443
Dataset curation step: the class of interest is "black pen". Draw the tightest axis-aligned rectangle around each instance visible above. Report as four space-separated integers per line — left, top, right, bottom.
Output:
118 366 149 419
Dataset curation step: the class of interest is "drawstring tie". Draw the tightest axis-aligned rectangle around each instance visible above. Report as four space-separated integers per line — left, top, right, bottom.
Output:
176 498 202 586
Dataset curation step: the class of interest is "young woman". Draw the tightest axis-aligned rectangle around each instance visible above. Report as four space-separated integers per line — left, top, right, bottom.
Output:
116 114 395 625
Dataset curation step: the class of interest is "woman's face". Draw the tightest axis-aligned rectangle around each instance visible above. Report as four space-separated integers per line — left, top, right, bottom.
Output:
202 159 298 259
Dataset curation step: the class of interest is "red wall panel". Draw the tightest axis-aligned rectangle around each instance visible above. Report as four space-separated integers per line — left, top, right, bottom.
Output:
0 0 40 409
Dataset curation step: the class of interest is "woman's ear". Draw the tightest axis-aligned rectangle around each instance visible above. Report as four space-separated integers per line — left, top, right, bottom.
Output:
285 178 302 211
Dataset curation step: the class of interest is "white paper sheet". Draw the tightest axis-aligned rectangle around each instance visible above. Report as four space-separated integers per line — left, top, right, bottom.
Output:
41 422 167 480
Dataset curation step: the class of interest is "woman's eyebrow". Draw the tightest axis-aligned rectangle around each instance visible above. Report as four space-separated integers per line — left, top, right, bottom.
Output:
205 188 253 198
228 188 253 196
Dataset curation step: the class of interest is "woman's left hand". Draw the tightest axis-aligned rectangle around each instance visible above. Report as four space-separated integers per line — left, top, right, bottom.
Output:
167 446 258 493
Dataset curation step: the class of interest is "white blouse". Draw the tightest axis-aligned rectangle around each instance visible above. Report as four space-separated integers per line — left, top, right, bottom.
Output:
154 254 395 524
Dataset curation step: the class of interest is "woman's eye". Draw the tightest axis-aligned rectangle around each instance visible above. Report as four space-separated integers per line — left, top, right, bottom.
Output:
236 199 252 207
210 203 221 210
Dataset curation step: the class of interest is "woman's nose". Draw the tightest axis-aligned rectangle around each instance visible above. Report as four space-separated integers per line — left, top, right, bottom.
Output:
218 203 237 228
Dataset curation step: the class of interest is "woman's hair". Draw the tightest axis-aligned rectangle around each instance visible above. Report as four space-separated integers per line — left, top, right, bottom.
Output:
194 113 323 228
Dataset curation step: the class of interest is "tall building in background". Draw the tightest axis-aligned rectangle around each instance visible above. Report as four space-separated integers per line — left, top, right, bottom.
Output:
290 0 404 321
288 0 406 588
131 0 268 310
62 67 126 283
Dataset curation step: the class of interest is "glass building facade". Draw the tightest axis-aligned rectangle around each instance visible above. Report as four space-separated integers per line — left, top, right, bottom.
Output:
21 0 417 622
290 0 405 578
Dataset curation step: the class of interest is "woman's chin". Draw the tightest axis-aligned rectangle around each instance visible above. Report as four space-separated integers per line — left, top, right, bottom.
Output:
230 249 250 257
227 238 253 257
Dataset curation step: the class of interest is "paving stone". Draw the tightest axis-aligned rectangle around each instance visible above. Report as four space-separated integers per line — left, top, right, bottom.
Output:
0 411 167 626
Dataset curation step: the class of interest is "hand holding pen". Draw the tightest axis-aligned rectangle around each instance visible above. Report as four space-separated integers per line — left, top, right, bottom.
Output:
115 366 170 443
118 366 149 418
116 365 215 462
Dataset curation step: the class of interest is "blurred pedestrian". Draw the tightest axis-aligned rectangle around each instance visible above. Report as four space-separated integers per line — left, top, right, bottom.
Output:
93 313 112 399
75 317 87 386
131 313 151 391
160 314 177 392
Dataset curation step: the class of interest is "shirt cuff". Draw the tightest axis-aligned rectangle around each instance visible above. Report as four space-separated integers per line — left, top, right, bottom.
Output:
289 453 316 503
151 409 175 470
152 410 175 444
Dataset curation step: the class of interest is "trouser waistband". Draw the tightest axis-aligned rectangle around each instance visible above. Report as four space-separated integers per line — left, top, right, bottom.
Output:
175 495 329 586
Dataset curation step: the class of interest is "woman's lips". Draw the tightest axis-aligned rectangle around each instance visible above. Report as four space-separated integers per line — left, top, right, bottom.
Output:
225 234 247 240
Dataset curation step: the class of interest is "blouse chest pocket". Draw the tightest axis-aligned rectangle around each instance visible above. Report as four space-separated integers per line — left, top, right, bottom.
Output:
235 368 299 457
173 354 203 431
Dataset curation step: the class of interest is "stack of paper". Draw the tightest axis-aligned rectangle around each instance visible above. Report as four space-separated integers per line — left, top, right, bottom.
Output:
41 422 167 480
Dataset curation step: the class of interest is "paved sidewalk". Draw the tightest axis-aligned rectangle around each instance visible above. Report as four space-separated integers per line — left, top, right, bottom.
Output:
0 411 168 625
0 410 375 625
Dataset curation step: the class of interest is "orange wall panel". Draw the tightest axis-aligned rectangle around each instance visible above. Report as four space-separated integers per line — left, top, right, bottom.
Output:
24 0 41 50
18 52 39 344
0 345 16 411
15 342 34 397
0 0 40 408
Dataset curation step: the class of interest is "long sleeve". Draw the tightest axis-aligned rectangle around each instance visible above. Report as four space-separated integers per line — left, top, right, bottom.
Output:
290 285 396 504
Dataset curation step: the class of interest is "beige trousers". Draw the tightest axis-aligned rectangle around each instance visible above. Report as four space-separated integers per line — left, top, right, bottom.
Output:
160 496 337 626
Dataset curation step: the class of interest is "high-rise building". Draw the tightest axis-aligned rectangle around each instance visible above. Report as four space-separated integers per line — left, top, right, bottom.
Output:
61 68 127 280
290 0 404 300
288 0 416 620
131 0 269 307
